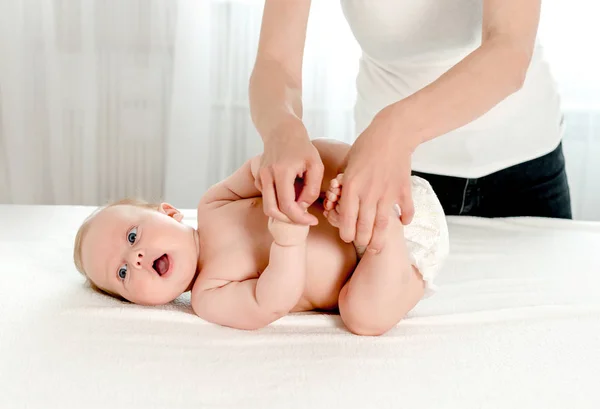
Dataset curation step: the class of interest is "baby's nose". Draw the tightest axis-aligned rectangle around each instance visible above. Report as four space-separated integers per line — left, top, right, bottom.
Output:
130 250 145 268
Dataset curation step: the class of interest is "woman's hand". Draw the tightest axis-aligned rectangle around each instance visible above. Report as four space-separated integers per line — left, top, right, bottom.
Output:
337 108 417 254
256 118 323 225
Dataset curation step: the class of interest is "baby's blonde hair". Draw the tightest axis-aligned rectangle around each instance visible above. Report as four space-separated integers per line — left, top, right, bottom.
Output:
73 198 160 298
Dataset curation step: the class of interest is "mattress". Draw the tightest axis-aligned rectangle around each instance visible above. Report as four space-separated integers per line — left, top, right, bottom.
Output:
1 204 599 409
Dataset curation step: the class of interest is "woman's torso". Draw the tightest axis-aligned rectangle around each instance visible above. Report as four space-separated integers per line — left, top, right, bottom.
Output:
340 0 564 178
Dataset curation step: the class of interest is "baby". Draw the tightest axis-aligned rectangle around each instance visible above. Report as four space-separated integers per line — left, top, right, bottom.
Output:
73 139 449 336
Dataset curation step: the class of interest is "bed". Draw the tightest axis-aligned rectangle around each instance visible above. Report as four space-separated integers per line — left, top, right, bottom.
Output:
1 204 599 409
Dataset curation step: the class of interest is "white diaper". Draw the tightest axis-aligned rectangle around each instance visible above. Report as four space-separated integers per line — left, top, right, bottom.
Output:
398 176 449 297
351 176 449 296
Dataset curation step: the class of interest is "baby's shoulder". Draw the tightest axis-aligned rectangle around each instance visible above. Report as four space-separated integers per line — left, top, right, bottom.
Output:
199 194 261 212
198 196 263 227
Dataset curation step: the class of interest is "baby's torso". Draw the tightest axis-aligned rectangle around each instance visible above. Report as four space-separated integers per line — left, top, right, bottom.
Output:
195 198 358 312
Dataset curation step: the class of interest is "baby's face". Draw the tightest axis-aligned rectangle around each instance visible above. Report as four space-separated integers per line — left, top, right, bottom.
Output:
81 204 199 305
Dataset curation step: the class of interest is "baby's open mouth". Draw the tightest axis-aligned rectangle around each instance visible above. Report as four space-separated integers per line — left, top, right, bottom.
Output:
152 254 170 276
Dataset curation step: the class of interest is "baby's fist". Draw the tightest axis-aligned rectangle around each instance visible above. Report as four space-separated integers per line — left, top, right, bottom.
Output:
268 217 310 246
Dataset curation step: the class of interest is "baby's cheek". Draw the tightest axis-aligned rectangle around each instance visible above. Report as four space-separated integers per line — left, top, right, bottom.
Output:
134 280 150 299
130 278 157 305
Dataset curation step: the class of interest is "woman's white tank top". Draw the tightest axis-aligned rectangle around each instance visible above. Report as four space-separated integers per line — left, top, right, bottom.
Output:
340 0 564 178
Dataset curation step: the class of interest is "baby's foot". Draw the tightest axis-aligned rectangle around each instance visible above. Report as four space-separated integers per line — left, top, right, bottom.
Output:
323 174 368 257
323 173 342 218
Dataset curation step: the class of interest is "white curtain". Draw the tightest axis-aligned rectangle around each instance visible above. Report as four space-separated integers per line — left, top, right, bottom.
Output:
164 0 360 206
0 0 178 206
1 0 599 221
537 1 600 221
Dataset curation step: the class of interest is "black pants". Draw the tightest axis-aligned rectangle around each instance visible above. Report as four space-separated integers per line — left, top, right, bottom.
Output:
412 142 572 219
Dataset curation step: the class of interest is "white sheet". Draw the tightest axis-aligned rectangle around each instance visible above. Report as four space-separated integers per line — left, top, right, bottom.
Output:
1 204 600 409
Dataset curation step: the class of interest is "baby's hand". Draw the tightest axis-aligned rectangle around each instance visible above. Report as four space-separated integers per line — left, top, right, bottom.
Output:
268 216 310 246
323 174 343 228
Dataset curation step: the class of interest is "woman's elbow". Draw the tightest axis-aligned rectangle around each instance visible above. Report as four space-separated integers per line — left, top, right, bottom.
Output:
508 47 533 93
511 65 527 93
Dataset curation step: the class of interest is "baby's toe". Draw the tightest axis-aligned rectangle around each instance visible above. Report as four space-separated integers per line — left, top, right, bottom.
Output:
327 186 341 196
326 206 341 228
330 174 344 189
326 190 340 203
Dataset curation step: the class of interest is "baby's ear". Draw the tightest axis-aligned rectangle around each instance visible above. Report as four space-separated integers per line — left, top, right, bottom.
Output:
159 203 183 222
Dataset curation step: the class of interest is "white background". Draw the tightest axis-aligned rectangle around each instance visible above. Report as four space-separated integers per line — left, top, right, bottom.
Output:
0 0 598 220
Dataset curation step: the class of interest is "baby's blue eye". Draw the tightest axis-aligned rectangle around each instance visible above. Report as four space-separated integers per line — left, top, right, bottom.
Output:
127 227 137 245
118 265 127 280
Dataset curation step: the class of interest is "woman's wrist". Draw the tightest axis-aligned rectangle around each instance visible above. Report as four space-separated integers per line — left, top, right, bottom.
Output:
371 103 423 153
261 113 309 146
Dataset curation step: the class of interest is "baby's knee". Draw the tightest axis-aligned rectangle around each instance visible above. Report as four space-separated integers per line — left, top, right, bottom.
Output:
342 311 398 336
338 291 400 336
346 321 394 336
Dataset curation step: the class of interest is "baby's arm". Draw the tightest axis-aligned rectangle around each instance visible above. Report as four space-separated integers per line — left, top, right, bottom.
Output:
192 219 309 330
199 155 262 207
200 139 351 208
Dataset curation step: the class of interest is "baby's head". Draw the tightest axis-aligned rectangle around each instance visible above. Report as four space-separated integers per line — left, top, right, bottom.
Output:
74 198 200 306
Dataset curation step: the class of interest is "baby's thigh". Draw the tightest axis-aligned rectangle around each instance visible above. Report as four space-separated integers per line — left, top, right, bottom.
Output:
338 218 424 335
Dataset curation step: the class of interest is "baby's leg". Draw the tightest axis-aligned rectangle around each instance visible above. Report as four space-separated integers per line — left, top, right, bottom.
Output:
324 175 425 336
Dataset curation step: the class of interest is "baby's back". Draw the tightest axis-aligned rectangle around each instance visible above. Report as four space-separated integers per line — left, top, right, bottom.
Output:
196 197 357 312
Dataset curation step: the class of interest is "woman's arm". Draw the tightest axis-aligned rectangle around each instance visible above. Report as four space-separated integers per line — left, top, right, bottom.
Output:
337 0 542 254
382 0 541 148
249 0 324 226
249 0 310 139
